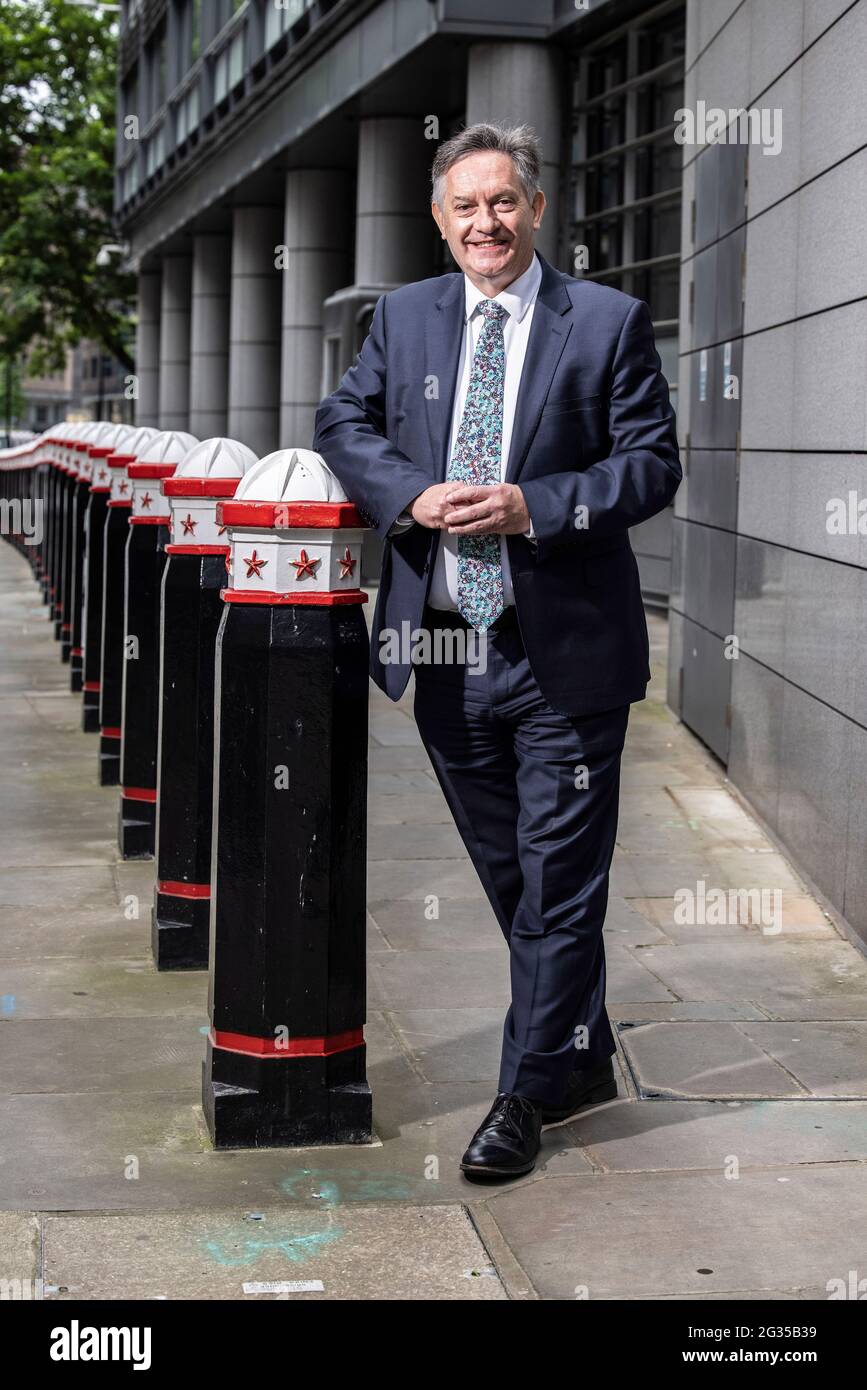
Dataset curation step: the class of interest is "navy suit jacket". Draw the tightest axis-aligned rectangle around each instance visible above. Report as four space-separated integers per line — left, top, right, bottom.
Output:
312 252 681 717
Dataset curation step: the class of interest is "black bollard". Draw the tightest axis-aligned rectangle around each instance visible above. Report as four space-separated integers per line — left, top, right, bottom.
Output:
41 444 57 608
52 435 75 644
49 425 79 634
56 426 80 663
97 426 154 786
80 423 123 733
67 431 95 693
119 431 198 859
153 436 258 970
203 449 372 1149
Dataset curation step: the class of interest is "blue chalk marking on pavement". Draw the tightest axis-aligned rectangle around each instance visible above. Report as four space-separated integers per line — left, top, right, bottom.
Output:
279 1168 416 1204
0 995 15 1015
203 1227 344 1267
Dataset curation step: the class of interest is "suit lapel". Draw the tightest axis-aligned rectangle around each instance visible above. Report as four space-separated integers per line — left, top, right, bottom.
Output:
424 274 465 482
504 255 573 485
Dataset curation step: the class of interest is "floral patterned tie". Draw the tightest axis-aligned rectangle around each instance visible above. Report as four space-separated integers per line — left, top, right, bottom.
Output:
447 298 507 629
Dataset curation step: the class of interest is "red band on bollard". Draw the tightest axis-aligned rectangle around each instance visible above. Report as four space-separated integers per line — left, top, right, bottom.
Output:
83 680 101 692
122 786 157 802
221 588 368 606
165 544 229 555
217 499 364 529
101 726 121 738
158 880 210 898
210 1027 364 1058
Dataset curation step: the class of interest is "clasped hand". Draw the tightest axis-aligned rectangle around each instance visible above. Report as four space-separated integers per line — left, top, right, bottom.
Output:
409 482 530 535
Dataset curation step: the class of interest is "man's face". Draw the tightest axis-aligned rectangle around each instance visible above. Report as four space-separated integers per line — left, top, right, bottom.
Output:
432 151 546 292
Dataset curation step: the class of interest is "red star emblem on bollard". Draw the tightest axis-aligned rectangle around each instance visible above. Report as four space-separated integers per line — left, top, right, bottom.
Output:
338 546 356 579
291 548 320 580
118 480 129 494
181 513 197 536
243 549 267 579
140 492 153 509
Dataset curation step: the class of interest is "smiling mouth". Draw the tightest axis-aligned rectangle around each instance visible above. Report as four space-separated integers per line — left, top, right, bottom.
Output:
468 239 509 248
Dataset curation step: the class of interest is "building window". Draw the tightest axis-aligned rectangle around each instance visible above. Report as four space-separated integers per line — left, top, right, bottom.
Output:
175 84 199 144
190 0 201 63
566 3 686 344
228 29 244 86
214 27 245 103
145 124 166 176
146 25 167 118
265 0 307 47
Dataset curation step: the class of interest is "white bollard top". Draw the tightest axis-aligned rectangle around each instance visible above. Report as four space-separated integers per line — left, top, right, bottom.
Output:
173 436 259 481
163 437 259 551
234 448 348 504
109 424 158 462
90 424 138 489
128 431 199 522
133 430 199 469
218 449 366 606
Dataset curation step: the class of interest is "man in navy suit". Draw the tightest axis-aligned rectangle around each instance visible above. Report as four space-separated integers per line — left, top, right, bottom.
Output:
314 123 681 1179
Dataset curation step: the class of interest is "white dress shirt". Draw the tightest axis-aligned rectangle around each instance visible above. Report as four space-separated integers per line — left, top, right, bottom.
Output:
391 252 542 611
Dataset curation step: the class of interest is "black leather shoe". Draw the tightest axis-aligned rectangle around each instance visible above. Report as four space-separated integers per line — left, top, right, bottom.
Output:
460 1092 543 1179
542 1056 618 1123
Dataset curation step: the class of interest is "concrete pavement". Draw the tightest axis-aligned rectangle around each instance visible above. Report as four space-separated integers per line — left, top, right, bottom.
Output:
1 538 866 1300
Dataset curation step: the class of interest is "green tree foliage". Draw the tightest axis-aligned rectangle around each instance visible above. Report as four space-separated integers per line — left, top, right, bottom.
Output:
0 0 133 372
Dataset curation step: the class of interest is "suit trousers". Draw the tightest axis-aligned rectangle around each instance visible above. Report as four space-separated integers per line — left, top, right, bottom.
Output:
412 603 629 1105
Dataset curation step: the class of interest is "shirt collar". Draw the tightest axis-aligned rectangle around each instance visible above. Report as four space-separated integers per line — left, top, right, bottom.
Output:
463 251 542 325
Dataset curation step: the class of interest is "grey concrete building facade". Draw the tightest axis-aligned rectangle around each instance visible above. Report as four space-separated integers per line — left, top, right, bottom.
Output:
668 0 867 947
115 0 866 945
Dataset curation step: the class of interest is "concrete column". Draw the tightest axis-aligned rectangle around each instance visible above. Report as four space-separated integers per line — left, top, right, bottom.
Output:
355 118 432 285
158 254 192 432
466 43 563 264
228 206 283 457
279 171 352 448
189 234 231 440
135 268 161 427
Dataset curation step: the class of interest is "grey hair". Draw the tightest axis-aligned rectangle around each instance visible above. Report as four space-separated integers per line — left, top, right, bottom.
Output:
431 122 542 208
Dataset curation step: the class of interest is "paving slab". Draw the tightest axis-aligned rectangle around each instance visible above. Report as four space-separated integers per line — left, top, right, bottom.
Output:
632 939 867 1002
737 1022 867 1097
368 947 510 1010
0 864 118 909
619 1021 807 1098
631 892 838 940
562 1098 867 1171
604 942 678 1003
611 1000 770 1022
0 959 205 1019
367 822 466 860
483 1165 867 1300
41 1205 508 1300
368 896 503 951
0 908 147 960
367 857 483 900
387 1008 505 1084
0 1211 40 1289
369 791 454 824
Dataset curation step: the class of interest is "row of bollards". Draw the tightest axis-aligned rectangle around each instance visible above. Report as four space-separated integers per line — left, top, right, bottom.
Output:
0 426 373 1148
